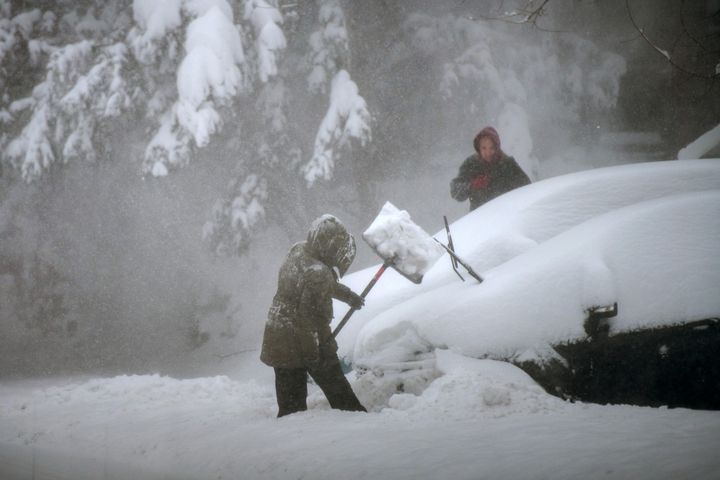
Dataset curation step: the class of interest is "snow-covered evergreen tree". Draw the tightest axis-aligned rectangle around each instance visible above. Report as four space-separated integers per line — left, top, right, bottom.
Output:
202 0 371 255
1 0 372 253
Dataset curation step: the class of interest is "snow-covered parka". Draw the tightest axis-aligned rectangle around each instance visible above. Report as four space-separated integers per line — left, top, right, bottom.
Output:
450 152 531 211
260 216 358 369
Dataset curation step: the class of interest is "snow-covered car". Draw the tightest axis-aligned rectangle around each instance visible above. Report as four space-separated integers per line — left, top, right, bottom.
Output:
334 159 720 409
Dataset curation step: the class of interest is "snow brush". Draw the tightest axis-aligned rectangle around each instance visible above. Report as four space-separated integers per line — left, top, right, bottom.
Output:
332 202 444 338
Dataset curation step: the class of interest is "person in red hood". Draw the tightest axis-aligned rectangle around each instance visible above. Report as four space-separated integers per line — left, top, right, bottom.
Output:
450 126 531 211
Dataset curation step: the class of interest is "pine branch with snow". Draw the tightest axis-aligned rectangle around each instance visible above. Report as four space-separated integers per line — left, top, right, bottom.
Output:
202 0 288 255
244 0 286 84
5 40 94 179
1 2 139 180
203 173 268 256
4 34 139 180
307 0 350 94
303 70 371 186
1 1 251 180
139 0 248 176
0 6 48 175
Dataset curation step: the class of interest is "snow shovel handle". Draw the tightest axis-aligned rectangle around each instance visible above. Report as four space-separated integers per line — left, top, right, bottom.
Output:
332 259 393 338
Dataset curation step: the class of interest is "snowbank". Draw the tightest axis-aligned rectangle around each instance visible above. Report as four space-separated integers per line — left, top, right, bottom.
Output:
2 355 720 479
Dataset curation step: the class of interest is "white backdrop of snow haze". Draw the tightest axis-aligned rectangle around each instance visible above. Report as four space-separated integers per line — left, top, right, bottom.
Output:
0 0 719 478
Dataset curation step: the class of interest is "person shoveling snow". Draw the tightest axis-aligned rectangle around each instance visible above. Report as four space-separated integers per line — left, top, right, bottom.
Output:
260 215 368 417
260 206 445 417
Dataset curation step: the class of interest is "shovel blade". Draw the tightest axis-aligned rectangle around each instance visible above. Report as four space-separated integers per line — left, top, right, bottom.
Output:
363 202 445 284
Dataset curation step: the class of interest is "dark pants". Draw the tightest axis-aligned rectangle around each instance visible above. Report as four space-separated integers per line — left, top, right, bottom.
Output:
274 355 367 417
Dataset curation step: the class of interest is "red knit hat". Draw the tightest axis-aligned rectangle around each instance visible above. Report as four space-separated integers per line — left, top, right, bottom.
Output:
473 126 501 154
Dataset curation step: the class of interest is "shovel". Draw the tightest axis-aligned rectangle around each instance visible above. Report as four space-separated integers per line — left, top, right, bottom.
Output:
332 202 445 338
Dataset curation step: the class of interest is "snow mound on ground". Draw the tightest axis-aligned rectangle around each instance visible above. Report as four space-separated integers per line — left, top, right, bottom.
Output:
396 351 564 418
348 350 564 416
352 358 438 412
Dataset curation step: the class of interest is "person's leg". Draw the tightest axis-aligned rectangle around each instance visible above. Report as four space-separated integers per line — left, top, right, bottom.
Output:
308 355 367 412
274 367 308 417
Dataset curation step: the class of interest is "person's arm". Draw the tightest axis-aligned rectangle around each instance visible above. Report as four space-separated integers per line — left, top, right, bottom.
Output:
450 157 475 201
505 157 531 189
332 282 364 309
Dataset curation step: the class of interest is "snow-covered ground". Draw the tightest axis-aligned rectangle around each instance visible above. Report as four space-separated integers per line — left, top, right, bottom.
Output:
2 160 719 479
2 350 720 480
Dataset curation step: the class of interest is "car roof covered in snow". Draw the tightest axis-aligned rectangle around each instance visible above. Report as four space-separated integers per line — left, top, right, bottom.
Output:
335 159 720 367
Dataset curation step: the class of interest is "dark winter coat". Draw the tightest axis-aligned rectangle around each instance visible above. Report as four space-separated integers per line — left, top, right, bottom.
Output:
260 241 356 369
450 153 531 210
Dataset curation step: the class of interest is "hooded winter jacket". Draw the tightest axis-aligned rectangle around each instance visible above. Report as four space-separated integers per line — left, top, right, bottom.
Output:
450 152 531 210
260 216 358 369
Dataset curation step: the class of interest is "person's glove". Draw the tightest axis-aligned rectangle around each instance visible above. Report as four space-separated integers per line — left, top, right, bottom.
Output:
348 291 365 310
470 175 489 190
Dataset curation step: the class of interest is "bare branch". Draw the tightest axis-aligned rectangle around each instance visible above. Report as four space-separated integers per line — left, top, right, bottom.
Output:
625 0 719 80
679 2 707 53
466 0 560 32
